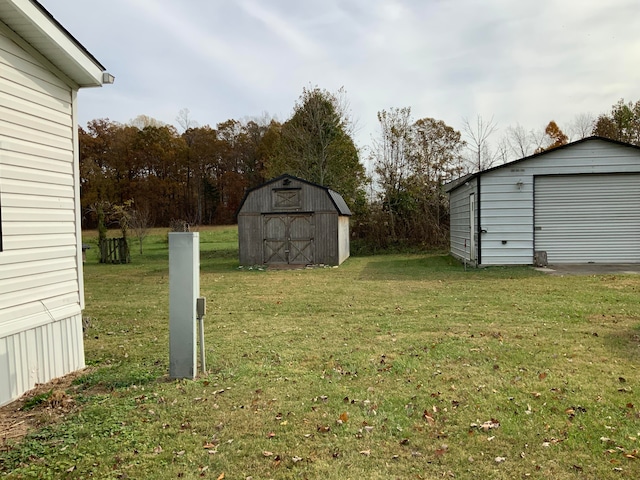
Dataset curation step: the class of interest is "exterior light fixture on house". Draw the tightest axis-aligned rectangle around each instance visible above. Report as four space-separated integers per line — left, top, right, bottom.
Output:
102 72 115 84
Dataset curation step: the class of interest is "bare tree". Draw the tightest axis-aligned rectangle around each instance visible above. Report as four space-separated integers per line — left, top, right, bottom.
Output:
176 108 199 132
568 112 595 141
504 123 533 159
128 114 165 129
529 128 548 153
128 206 152 254
462 115 499 172
370 107 413 241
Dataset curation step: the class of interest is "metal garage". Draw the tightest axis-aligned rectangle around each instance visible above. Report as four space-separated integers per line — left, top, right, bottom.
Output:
446 137 640 266
534 174 640 263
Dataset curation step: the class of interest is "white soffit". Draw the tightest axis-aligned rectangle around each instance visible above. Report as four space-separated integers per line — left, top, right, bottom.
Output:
0 0 108 88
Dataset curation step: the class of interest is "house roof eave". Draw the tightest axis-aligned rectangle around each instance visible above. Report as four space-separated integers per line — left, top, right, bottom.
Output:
0 0 111 88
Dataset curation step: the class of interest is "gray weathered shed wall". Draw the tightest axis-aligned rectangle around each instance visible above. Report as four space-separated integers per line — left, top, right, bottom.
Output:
239 176 338 214
237 175 350 266
238 214 262 265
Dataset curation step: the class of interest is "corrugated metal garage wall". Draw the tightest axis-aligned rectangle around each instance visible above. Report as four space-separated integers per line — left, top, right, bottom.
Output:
534 174 640 263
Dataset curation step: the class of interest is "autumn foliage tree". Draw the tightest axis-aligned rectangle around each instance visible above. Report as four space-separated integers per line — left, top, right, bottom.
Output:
266 86 366 207
79 93 638 253
362 107 465 250
534 120 568 153
593 98 640 145
79 116 277 228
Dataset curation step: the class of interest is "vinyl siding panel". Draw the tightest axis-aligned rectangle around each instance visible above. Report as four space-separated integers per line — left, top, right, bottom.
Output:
0 31 71 100
0 254 76 280
1 191 75 209
0 313 84 407
2 233 77 250
0 29 84 406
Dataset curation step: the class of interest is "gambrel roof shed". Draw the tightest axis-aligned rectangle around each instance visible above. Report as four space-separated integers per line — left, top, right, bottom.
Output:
0 0 112 406
445 136 640 266
237 174 351 266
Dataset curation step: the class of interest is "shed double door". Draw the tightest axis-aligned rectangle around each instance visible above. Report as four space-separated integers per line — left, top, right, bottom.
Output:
263 213 315 264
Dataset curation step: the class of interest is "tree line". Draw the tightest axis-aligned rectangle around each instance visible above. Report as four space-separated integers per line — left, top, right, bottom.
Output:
79 91 640 251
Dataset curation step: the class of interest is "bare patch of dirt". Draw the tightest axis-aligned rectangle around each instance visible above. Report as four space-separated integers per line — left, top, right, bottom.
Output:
0 369 89 448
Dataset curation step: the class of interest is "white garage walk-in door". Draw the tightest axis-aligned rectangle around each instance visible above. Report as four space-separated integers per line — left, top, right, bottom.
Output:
534 174 640 263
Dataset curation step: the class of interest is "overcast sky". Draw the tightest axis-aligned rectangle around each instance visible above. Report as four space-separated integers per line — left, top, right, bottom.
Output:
43 0 640 152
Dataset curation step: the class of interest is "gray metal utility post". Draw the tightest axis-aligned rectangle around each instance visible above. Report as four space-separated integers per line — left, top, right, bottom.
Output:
169 232 200 379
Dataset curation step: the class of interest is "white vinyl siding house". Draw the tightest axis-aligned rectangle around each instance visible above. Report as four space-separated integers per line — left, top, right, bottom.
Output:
0 0 111 406
446 137 640 266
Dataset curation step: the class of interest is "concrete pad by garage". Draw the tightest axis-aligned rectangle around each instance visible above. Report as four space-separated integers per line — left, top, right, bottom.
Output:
535 264 640 276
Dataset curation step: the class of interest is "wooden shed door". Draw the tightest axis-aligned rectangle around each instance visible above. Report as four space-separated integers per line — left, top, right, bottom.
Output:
263 214 314 265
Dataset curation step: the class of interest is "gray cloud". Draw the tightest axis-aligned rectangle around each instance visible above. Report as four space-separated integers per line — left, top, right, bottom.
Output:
43 0 640 149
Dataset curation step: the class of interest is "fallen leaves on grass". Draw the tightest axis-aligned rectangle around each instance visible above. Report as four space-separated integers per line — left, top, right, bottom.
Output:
565 405 586 419
423 410 436 426
470 419 500 431
435 445 448 456
542 438 563 447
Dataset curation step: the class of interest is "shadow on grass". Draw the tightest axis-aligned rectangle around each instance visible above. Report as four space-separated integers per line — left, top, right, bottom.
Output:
358 254 540 281
72 364 164 391
602 322 640 362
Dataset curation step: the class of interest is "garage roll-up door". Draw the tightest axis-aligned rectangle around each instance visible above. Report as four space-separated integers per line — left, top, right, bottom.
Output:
534 174 640 263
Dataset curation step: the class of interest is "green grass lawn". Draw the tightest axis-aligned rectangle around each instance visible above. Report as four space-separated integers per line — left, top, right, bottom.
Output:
2 226 639 479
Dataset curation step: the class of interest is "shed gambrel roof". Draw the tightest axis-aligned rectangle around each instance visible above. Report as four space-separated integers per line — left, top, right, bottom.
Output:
445 136 640 193
0 0 110 87
238 174 352 216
